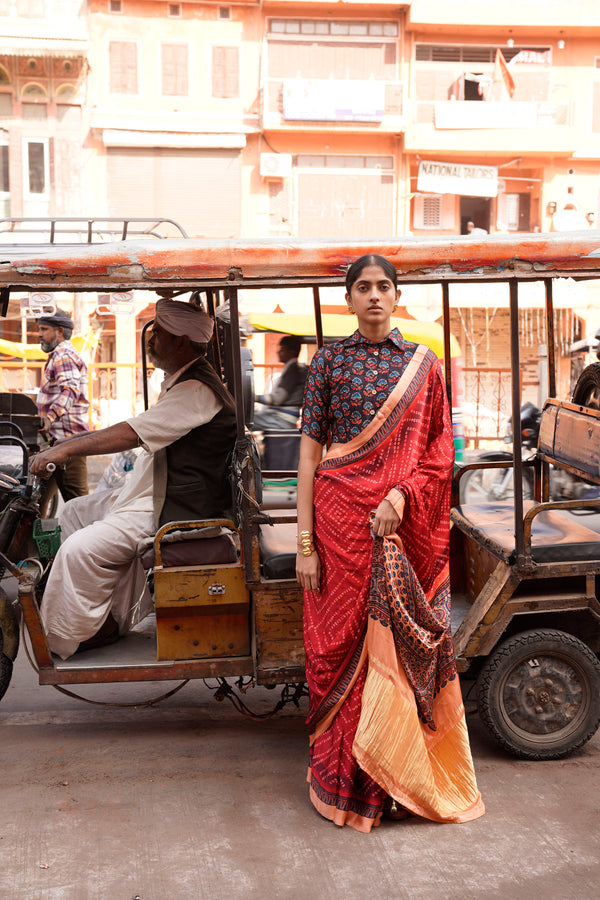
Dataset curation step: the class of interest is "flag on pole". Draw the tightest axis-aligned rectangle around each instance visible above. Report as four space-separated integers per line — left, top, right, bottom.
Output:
492 48 516 99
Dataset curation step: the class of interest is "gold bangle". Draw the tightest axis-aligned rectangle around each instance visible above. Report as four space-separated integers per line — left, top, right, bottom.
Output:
298 530 314 557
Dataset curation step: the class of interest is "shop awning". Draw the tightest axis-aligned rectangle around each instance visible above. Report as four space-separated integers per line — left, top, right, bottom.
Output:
248 312 459 359
0 330 98 360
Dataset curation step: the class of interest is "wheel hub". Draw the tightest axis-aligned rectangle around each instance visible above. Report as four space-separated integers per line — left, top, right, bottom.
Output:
502 655 585 735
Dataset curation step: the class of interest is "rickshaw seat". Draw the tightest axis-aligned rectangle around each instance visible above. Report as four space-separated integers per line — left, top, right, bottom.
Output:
258 514 297 579
141 530 237 569
452 501 600 564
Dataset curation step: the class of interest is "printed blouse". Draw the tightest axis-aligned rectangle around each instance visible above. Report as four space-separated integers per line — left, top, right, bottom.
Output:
301 328 418 445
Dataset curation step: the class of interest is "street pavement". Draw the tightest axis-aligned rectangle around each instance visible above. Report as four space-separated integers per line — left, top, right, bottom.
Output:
1 645 599 900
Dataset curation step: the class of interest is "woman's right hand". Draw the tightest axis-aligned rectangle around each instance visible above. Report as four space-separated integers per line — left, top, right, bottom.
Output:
296 550 321 592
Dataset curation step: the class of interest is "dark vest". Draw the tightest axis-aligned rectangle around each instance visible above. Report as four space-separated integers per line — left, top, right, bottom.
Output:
153 357 237 528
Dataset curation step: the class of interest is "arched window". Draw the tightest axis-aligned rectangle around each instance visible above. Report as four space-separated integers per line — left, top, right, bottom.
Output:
22 82 47 100
56 83 77 101
0 65 10 85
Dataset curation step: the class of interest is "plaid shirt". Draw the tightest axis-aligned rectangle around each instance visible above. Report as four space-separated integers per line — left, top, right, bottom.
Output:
37 339 90 439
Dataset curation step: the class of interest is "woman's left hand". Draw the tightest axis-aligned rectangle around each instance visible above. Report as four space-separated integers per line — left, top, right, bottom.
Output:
371 498 401 537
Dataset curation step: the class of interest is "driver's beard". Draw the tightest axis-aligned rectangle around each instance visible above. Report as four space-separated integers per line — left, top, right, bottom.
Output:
40 338 58 353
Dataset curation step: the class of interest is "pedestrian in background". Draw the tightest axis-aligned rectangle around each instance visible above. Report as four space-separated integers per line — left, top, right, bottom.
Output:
37 309 90 501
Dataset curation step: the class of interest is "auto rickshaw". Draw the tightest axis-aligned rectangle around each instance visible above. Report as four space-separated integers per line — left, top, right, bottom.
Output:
0 231 600 760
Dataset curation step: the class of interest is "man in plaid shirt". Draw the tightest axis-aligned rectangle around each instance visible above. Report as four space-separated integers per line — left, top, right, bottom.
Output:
36 309 90 500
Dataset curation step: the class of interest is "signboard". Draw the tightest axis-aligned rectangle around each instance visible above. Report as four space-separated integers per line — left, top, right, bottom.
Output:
22 293 56 318
283 79 385 122
417 160 498 198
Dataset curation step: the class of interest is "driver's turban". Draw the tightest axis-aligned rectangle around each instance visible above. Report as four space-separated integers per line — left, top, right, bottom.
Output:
154 298 214 343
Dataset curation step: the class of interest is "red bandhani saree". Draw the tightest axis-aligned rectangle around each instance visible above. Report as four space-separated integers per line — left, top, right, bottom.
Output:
304 345 485 832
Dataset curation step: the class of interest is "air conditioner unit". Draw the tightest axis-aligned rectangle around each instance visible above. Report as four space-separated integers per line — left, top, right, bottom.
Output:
260 153 292 179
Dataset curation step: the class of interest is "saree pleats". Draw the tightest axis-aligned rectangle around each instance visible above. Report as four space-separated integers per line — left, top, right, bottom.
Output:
303 347 484 831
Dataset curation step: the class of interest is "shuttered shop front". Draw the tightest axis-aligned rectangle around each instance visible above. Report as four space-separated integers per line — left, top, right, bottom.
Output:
106 148 241 238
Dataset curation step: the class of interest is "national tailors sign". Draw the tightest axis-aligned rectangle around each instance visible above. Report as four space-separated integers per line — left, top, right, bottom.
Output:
417 160 499 198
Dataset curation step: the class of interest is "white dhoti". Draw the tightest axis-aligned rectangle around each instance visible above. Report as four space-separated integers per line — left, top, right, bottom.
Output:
41 486 154 659
39 368 224 660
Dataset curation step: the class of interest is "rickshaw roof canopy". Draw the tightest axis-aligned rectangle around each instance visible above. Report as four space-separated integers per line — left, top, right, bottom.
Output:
2 232 600 293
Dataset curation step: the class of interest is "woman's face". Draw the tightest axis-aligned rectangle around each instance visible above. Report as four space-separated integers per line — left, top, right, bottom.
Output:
346 264 398 327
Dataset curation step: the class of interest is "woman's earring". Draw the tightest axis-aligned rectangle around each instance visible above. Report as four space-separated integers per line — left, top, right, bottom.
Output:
392 303 398 312
347 305 355 314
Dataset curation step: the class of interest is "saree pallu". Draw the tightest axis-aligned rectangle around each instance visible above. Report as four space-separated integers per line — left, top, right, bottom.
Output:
304 345 485 832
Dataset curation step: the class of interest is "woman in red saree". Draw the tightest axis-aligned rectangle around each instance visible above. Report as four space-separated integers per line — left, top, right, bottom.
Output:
296 254 484 833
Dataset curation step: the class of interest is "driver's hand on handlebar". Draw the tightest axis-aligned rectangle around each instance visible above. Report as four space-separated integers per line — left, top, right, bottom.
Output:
30 448 62 479
296 549 321 593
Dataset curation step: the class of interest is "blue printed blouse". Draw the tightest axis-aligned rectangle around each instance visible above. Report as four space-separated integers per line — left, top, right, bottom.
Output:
301 328 418 445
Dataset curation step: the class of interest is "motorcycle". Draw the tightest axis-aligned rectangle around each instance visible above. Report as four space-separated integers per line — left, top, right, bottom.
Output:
459 401 539 503
459 399 600 505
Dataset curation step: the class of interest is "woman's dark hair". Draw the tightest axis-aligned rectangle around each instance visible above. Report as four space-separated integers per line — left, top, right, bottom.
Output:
345 254 398 293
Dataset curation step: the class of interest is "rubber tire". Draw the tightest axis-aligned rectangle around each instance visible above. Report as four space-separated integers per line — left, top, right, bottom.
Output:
0 586 19 701
460 464 534 504
572 362 600 410
477 629 600 760
0 647 13 703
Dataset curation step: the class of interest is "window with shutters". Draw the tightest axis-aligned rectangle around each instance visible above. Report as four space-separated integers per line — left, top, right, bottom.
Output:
0 143 8 193
268 35 396 81
496 192 530 232
109 41 138 94
22 102 47 120
0 142 8 216
212 46 239 99
23 138 49 198
413 193 455 230
0 94 12 117
162 44 188 96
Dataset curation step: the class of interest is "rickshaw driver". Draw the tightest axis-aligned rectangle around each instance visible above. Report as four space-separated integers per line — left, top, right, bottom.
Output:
30 299 237 659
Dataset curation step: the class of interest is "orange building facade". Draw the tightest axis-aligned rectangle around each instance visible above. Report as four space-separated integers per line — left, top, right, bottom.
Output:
2 1 600 239
2 1 600 428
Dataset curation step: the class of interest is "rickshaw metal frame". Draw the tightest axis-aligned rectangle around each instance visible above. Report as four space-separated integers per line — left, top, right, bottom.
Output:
1 233 600 695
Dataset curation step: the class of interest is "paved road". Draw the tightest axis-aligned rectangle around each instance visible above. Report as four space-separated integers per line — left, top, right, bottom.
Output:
1 646 599 900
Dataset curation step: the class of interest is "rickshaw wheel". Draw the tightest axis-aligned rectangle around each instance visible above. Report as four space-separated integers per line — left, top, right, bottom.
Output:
476 629 600 760
0 587 19 702
572 362 600 410
0 648 13 702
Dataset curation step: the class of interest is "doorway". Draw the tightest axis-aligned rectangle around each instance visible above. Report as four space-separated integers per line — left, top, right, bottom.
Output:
460 196 492 234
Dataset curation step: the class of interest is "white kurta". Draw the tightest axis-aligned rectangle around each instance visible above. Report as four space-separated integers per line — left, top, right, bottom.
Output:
41 361 223 659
